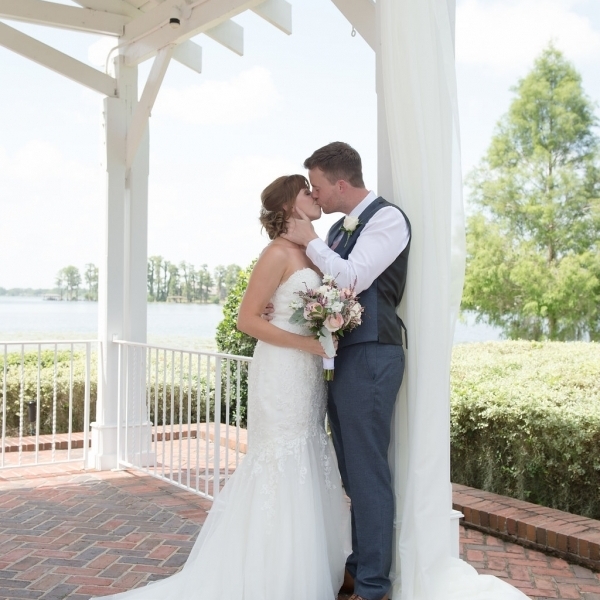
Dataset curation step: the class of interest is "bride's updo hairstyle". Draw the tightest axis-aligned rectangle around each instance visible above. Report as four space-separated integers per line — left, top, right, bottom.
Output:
260 174 310 240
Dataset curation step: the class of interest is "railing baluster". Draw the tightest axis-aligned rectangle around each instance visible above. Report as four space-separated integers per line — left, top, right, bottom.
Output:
169 350 175 483
116 342 123 469
224 358 231 483
161 348 166 479
178 352 183 485
154 347 159 477
68 343 74 461
187 353 192 489
83 342 91 467
236 359 241 467
213 358 222 499
2 344 7 468
19 344 24 466
205 355 210 498
52 343 57 464
36 345 41 465
195 353 201 493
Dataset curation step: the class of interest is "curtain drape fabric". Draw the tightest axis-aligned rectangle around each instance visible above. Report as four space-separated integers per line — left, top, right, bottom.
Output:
379 1 528 598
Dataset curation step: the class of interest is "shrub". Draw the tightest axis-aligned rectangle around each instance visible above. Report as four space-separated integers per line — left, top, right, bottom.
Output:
0 350 98 436
451 341 600 518
215 261 257 425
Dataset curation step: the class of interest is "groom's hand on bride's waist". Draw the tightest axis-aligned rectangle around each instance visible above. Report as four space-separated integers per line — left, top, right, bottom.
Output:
261 303 274 321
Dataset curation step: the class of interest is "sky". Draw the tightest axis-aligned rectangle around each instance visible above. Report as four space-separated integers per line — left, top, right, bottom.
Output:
0 0 599 289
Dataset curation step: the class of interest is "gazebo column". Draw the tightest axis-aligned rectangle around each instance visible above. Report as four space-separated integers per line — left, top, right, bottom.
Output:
88 56 149 470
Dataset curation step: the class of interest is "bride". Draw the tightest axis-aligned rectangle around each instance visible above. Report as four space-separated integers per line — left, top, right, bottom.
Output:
94 174 351 600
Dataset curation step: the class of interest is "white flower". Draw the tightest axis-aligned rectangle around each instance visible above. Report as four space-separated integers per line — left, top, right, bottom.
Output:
317 285 330 295
330 301 344 312
322 274 335 284
350 303 362 318
342 216 360 232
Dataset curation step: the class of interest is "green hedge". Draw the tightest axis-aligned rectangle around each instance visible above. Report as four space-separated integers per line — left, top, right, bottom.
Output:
451 341 600 518
0 350 98 436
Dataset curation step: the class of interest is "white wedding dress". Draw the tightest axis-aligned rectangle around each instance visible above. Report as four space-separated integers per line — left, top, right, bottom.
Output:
96 268 351 600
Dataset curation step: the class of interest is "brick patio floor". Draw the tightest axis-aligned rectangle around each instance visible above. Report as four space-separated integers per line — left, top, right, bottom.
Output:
0 464 599 600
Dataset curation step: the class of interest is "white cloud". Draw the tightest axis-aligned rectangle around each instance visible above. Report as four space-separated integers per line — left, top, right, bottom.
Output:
153 67 280 126
0 141 103 288
456 0 600 71
147 153 340 271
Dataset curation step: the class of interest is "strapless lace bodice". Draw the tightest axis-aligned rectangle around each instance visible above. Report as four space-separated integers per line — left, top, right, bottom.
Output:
269 268 321 334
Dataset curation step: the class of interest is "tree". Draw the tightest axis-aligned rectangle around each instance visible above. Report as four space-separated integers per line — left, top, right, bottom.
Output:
462 45 600 341
84 263 98 301
55 270 65 300
215 261 257 356
214 264 242 301
58 266 81 301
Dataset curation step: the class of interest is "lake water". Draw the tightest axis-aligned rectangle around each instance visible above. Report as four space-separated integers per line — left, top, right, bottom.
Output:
0 296 502 348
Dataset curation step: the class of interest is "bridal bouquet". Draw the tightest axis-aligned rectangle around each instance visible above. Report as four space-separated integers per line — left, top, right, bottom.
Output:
289 275 363 380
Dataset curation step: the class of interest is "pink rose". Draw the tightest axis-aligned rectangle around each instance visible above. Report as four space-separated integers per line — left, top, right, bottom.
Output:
340 288 352 300
324 313 345 332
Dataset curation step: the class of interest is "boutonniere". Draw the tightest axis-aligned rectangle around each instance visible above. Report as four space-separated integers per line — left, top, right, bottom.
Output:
340 216 360 247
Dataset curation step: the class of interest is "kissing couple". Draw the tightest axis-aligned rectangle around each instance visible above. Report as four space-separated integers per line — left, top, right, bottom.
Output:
94 141 411 600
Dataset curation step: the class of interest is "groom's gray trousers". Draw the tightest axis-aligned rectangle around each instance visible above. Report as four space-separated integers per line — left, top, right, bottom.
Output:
328 341 404 600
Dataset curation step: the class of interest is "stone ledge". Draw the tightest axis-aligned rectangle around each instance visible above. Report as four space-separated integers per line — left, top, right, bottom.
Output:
453 483 600 572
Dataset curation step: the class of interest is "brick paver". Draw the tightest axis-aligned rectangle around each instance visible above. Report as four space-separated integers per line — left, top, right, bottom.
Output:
0 463 599 599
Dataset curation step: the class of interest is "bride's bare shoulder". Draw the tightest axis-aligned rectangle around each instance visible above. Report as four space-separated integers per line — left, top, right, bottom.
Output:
258 240 292 263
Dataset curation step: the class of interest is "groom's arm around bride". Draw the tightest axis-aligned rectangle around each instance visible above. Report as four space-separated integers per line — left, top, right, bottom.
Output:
283 141 411 600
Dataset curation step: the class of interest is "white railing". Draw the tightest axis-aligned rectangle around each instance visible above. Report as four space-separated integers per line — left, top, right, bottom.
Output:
114 340 251 500
0 340 96 469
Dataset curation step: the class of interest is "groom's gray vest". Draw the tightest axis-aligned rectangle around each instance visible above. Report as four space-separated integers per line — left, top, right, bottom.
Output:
329 197 411 349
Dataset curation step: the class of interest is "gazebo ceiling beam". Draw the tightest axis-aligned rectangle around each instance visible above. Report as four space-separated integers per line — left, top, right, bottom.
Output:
0 0 130 35
0 20 117 96
71 0 204 74
122 0 265 66
71 0 140 19
330 0 375 51
205 20 243 56
126 44 175 169
251 0 291 35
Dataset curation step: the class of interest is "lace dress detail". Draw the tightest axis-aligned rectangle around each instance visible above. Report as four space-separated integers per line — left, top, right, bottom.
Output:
94 267 351 600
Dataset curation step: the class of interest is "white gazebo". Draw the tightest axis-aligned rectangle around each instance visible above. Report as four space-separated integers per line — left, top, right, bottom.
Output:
0 1 486 598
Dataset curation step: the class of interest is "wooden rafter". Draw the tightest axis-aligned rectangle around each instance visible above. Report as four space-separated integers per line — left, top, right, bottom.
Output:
71 0 205 73
205 19 244 56
0 20 117 96
122 0 264 65
126 44 174 168
0 0 130 35
252 0 292 35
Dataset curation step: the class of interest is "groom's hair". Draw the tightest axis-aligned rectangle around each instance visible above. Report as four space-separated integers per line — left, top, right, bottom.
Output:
304 142 365 188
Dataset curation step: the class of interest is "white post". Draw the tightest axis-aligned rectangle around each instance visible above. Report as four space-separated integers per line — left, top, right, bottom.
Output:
88 55 150 470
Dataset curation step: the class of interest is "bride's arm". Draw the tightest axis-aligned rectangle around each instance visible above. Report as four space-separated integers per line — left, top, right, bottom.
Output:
237 247 329 358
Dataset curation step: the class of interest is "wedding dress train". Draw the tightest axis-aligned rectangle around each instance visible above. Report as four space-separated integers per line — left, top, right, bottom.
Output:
96 268 351 600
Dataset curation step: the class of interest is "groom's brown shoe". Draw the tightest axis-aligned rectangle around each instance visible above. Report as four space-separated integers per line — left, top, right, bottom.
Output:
339 569 355 594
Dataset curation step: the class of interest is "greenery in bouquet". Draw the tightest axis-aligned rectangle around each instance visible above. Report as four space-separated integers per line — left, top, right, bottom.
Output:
288 274 363 379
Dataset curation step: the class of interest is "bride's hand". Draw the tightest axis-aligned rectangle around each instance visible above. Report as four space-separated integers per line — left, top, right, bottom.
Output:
303 337 336 359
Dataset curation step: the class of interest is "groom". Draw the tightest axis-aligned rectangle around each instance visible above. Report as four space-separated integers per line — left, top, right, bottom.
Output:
283 142 411 600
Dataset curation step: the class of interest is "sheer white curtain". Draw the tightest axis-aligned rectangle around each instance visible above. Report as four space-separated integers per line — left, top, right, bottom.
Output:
379 0 527 598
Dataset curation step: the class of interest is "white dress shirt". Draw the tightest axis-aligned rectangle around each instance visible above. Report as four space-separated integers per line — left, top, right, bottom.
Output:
306 191 410 294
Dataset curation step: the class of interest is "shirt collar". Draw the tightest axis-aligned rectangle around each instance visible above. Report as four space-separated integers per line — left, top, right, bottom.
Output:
349 190 377 218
